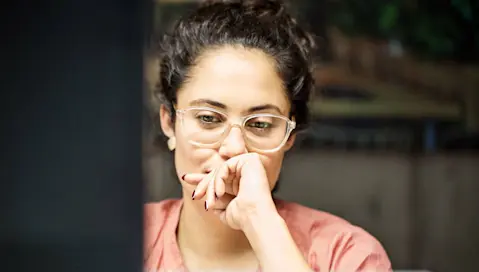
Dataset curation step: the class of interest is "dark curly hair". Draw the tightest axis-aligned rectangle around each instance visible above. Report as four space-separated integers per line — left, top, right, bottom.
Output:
151 0 316 138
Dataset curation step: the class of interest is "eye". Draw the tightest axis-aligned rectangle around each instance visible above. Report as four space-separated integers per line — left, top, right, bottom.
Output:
195 112 223 124
246 116 276 130
199 115 216 123
248 121 272 129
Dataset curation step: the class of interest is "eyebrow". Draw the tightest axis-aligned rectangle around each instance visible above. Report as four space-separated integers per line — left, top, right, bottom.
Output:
190 99 227 109
189 99 283 115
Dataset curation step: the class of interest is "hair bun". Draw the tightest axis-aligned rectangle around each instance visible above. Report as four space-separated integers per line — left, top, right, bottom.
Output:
242 0 285 17
200 0 315 59
200 0 285 16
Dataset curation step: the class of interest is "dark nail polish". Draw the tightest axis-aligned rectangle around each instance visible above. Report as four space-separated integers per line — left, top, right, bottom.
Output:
204 201 208 211
181 174 186 180
215 193 218 200
191 190 195 200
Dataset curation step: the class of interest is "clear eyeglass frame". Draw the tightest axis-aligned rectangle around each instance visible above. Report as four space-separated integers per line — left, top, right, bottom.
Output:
175 106 296 153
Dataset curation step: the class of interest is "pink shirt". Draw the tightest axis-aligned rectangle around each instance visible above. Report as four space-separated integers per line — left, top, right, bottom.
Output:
144 199 392 272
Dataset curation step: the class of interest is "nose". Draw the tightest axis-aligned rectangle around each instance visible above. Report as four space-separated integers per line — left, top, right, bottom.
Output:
218 125 247 158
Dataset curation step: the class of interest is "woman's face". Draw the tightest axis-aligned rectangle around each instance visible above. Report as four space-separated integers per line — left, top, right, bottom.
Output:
160 46 296 208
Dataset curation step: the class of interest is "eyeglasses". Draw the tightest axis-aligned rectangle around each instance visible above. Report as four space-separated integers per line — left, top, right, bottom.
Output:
176 107 296 153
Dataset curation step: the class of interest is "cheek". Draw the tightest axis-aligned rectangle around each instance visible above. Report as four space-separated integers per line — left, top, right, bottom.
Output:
173 121 211 175
174 137 214 177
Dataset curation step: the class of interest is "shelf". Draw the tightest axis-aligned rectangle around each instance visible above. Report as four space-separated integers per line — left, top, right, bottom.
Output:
310 99 461 119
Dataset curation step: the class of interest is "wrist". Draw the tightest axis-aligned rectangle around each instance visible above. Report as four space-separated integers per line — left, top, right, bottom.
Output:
240 200 279 233
241 207 312 272
241 204 285 249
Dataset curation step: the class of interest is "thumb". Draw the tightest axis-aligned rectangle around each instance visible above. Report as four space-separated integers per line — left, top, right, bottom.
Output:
213 210 227 224
213 201 242 230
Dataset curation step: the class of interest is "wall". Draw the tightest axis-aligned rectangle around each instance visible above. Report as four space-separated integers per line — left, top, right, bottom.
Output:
414 155 479 272
278 151 413 268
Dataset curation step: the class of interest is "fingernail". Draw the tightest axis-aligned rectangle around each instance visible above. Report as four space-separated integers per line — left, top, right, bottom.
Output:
204 201 208 211
181 174 186 180
215 193 218 200
191 190 195 200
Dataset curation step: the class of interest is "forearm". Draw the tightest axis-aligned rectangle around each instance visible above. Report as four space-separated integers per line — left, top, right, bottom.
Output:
242 208 312 272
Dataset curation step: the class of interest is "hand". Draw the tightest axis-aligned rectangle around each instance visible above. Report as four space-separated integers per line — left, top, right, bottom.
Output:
183 153 277 230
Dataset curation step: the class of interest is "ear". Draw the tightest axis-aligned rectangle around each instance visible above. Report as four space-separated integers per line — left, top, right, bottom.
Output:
283 133 296 152
159 104 175 139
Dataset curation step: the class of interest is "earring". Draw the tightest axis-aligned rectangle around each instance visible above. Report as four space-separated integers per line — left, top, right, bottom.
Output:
167 137 176 151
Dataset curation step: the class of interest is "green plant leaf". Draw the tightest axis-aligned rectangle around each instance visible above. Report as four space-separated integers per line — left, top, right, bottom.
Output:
379 4 399 32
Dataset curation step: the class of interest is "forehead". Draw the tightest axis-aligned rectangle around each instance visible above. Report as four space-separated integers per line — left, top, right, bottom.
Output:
177 46 290 115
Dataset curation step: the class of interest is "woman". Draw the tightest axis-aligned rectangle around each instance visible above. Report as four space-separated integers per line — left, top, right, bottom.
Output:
144 0 392 271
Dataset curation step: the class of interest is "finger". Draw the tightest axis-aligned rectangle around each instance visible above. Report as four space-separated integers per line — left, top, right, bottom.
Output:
215 176 226 199
232 173 240 196
222 153 270 197
214 163 228 198
191 172 213 200
205 170 217 211
219 156 242 196
182 173 207 185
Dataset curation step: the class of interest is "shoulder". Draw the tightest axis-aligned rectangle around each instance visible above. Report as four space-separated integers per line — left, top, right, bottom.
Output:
144 198 182 236
276 199 392 271
144 199 182 226
143 199 182 263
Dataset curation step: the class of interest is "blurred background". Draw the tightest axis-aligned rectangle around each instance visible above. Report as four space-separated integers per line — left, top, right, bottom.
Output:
143 1 479 271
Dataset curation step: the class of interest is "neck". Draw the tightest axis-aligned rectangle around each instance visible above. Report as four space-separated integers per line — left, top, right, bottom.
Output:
177 196 252 259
